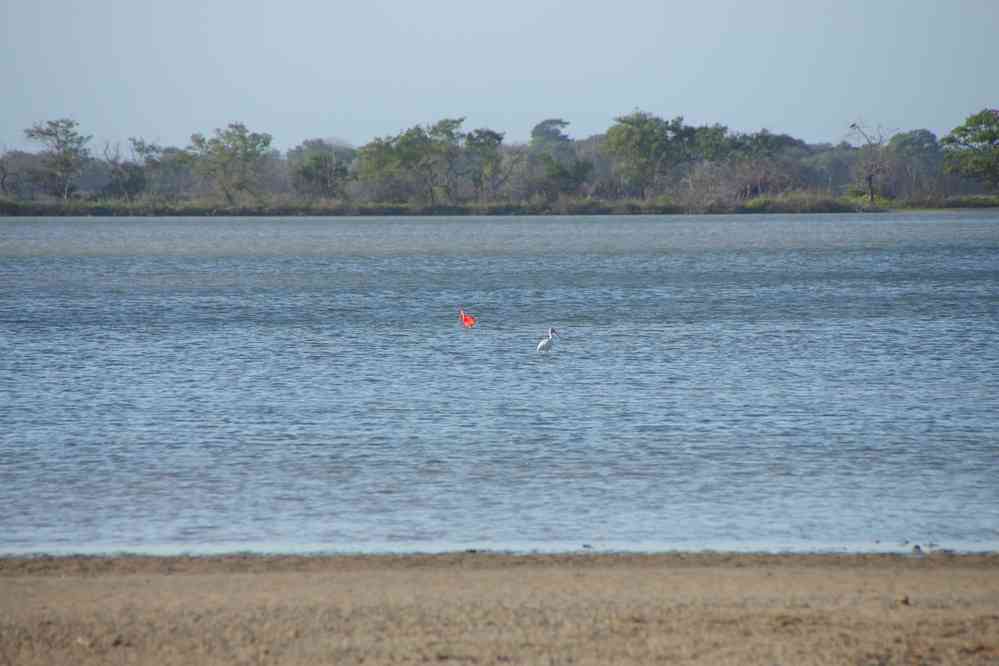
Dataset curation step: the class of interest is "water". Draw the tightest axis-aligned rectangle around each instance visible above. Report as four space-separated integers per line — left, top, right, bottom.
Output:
1 212 998 555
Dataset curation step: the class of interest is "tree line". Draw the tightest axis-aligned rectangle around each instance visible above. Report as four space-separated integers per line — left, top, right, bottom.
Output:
2 109 997 215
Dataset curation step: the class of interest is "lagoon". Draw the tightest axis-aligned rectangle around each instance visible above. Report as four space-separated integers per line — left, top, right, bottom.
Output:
1 212 997 554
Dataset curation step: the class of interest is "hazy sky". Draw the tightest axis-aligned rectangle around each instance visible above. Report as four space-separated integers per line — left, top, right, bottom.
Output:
2 0 996 152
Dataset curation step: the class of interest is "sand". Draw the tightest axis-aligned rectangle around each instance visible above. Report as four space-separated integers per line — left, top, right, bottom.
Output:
2 552 998 665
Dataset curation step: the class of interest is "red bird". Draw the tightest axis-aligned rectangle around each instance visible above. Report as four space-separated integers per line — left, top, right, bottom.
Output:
459 308 477 328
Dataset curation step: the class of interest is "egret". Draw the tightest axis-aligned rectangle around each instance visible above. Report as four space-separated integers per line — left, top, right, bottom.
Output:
536 327 559 353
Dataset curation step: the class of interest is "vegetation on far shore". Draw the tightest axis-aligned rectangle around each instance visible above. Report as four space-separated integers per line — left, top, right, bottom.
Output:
3 192 999 218
2 108 997 217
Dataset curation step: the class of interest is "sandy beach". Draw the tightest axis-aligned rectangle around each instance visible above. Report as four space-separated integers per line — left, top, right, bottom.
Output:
1 551 997 665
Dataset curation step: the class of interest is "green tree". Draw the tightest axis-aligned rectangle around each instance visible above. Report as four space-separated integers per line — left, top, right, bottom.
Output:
721 129 811 200
464 128 506 202
941 109 999 191
603 111 695 198
357 118 466 204
692 124 731 162
727 129 806 160
801 142 857 194
887 129 943 198
530 118 575 163
394 125 437 202
187 122 273 204
287 139 354 199
23 118 92 199
423 117 466 203
356 135 409 202
538 154 593 200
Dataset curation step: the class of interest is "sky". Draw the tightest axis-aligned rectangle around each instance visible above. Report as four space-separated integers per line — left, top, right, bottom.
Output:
2 0 996 153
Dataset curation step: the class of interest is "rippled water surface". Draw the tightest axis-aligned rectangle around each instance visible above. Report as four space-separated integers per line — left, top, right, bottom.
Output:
1 213 998 554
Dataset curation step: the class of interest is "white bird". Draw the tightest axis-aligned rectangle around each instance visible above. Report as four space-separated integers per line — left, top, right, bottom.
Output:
536 327 559 353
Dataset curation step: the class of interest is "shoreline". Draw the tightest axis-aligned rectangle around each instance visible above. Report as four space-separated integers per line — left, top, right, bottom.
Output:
3 539 996 560
3 196 999 218
3 551 997 665
3 550 998 576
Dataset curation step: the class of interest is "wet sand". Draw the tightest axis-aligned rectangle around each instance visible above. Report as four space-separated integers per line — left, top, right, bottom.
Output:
2 552 998 665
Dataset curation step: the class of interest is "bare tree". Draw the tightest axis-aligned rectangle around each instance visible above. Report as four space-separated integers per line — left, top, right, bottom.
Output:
848 121 894 203
678 160 737 212
101 142 146 200
0 147 17 196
